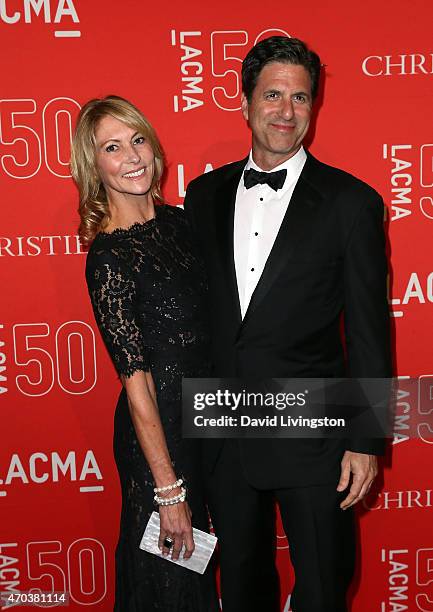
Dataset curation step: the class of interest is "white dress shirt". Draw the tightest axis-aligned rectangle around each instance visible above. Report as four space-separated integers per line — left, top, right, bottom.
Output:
234 146 307 319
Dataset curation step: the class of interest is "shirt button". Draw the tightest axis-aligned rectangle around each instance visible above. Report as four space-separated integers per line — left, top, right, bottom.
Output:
251 268 255 272
259 197 263 202
254 232 258 236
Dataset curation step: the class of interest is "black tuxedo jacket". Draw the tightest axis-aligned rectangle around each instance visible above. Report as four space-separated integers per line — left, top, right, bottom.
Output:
184 152 391 489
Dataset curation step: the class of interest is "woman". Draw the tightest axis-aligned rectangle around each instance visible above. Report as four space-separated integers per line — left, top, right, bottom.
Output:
70 95 218 611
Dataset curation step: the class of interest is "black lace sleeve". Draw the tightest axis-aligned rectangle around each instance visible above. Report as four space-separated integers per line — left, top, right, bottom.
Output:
85 247 149 377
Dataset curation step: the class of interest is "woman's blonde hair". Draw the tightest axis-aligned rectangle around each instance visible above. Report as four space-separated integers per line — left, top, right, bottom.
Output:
70 95 164 244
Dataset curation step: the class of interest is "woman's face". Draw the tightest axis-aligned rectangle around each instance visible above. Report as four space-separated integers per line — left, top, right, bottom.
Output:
94 115 155 203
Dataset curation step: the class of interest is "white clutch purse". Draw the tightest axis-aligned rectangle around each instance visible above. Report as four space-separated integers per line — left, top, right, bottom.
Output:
139 511 218 574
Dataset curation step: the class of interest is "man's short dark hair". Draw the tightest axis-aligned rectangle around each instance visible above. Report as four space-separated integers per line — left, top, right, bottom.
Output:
242 36 321 102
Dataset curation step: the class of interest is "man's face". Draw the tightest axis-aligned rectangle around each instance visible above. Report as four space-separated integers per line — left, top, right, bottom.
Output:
241 62 313 170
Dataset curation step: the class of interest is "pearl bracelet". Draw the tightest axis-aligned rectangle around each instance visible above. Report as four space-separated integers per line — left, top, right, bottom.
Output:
154 487 187 506
153 478 183 494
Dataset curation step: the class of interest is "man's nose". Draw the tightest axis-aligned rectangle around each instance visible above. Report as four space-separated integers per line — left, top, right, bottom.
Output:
280 97 294 119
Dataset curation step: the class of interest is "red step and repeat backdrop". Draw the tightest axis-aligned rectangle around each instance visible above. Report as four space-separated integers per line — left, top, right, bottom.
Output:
1 1 432 610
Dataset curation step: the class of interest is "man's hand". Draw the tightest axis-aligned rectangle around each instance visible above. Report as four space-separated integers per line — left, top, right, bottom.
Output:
337 451 378 510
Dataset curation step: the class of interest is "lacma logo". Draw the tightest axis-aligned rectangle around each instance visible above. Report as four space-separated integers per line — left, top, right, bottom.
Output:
0 450 104 498
0 0 81 38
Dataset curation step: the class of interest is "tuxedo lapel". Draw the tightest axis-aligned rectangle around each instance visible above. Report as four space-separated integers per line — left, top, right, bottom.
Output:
242 154 324 328
215 159 247 326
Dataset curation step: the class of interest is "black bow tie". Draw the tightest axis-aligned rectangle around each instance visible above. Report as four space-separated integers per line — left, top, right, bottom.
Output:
244 168 287 191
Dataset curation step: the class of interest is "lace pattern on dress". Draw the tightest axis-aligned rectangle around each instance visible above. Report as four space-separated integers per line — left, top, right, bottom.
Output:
87 253 149 377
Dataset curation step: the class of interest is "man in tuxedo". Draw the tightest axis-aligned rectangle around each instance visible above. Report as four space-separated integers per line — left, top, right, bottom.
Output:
184 36 391 612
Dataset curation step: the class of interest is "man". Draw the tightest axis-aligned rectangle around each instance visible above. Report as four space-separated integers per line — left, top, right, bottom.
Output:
184 36 391 612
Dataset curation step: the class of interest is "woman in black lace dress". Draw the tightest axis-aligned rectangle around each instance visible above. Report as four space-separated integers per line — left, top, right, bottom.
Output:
70 96 218 611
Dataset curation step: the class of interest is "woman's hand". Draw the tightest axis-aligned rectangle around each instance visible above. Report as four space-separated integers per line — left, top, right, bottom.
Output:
158 500 194 561
121 372 194 560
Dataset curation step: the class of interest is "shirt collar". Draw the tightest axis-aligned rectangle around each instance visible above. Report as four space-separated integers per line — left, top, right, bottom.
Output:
243 146 307 198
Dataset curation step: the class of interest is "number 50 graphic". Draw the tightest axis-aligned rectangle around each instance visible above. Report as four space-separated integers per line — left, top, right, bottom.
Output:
13 322 97 397
417 548 433 611
210 28 290 111
27 539 107 606
0 97 81 179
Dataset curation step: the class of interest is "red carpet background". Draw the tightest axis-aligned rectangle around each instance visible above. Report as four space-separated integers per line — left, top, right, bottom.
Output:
1 1 432 609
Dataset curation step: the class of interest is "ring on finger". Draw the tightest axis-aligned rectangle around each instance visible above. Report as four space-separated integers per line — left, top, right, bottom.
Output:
163 536 174 549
